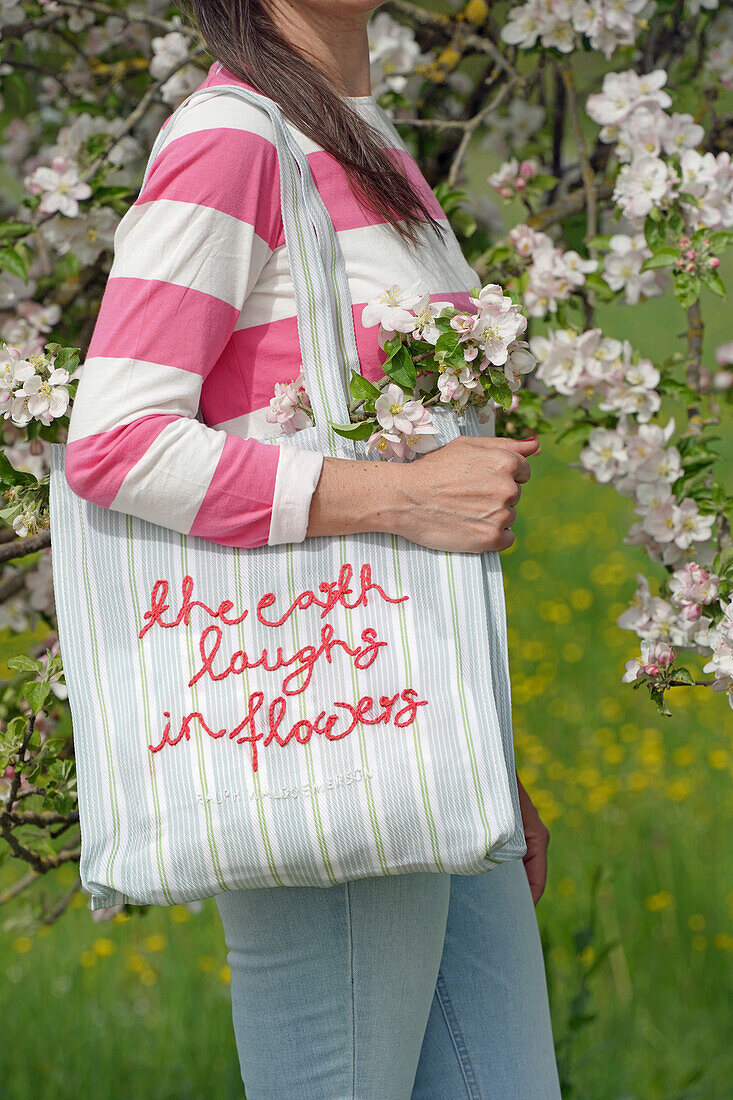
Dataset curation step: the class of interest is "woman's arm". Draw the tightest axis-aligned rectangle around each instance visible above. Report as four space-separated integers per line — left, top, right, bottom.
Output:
64 92 323 550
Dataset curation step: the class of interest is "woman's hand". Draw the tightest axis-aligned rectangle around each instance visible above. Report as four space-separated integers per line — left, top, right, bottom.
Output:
516 771 550 906
306 435 540 554
396 435 540 553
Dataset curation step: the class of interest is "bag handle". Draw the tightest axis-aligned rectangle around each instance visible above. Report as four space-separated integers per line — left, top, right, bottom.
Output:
139 83 360 460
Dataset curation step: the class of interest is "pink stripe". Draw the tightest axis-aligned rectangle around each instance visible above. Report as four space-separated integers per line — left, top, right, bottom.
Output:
87 277 239 376
140 129 282 250
188 433 279 548
306 148 445 231
65 415 178 506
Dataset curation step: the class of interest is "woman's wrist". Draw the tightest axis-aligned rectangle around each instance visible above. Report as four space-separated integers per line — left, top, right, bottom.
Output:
305 455 411 540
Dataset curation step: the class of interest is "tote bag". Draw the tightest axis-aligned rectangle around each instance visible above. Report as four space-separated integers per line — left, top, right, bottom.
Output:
49 83 526 910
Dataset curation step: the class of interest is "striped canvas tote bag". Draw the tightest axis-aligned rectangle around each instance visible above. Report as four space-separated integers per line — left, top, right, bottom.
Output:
49 84 526 910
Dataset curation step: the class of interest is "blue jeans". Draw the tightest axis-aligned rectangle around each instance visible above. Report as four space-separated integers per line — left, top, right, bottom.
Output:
214 858 562 1099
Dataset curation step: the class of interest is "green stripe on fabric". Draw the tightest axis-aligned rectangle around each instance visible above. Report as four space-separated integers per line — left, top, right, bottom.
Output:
77 495 122 890
445 552 492 855
284 148 342 458
338 534 390 875
285 544 337 885
126 515 175 905
232 547 284 887
390 535 444 872
179 536 229 894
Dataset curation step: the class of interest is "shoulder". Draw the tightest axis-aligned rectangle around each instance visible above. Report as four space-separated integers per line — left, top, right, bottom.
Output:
156 83 279 155
138 81 283 245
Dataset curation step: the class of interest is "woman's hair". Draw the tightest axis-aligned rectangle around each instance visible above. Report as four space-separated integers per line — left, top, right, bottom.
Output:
184 0 448 250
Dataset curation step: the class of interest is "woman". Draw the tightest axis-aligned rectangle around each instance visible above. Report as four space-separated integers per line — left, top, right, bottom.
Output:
65 0 561 1096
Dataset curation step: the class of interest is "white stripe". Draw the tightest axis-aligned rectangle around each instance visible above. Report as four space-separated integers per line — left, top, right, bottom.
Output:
267 444 325 545
109 417 224 531
211 404 285 438
232 220 477 331
111 199 271 309
67 356 202 442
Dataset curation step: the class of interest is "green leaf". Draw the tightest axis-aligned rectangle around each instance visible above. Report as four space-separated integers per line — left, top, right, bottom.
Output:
586 235 612 250
699 269 726 297
641 247 678 271
644 214 666 251
0 450 38 488
713 546 733 577
23 681 51 714
383 347 416 390
671 666 695 685
330 420 378 441
673 272 700 309
0 246 30 281
482 242 513 269
706 230 733 252
528 174 558 191
0 222 30 241
7 655 44 673
450 209 477 238
349 371 381 402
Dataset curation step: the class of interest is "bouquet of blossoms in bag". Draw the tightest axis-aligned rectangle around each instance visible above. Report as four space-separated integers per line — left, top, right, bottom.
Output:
266 282 537 461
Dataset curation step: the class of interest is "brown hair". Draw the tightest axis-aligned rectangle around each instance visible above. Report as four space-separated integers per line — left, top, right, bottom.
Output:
183 0 448 250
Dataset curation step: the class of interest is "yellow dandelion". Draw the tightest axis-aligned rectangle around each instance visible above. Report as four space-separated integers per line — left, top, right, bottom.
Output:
126 953 146 973
13 936 33 954
93 938 116 957
144 933 167 953
79 950 98 969
219 964 231 985
708 749 729 770
688 913 705 931
714 933 733 952
645 891 674 912
169 905 191 924
673 746 695 767
570 588 594 611
197 955 217 973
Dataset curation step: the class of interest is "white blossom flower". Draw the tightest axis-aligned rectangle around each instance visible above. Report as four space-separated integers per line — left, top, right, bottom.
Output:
365 428 407 461
24 156 92 217
613 154 676 221
603 234 666 304
362 283 424 335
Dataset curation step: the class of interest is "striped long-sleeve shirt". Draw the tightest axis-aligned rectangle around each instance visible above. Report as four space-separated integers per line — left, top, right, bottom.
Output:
64 61 483 547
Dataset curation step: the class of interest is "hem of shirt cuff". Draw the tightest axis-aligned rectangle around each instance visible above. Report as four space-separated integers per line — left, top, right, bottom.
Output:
267 444 325 545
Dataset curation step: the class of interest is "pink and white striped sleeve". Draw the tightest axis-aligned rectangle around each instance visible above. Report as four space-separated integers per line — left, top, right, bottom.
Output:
64 94 324 549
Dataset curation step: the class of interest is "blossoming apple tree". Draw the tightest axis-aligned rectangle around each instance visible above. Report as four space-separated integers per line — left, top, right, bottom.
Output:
0 0 730 924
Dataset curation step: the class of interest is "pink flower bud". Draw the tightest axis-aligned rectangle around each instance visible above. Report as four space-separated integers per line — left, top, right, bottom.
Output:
709 256 720 269
519 159 538 180
3 766 15 778
685 249 697 260
514 178 526 191
643 663 660 676
678 236 691 248
500 187 512 198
